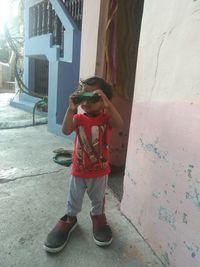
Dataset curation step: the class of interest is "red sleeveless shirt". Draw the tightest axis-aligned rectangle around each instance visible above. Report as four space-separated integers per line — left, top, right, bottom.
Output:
71 112 111 178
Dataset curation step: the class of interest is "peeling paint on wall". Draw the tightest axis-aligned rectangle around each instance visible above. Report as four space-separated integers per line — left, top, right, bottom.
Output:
158 206 176 230
152 192 161 199
185 186 200 209
125 168 137 185
152 184 177 204
182 213 188 224
185 164 194 180
183 241 200 258
161 243 177 266
139 138 168 161
171 184 176 193
168 242 177 256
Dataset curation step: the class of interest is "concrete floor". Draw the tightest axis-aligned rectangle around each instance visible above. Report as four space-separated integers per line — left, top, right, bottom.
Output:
0 92 47 129
0 92 164 267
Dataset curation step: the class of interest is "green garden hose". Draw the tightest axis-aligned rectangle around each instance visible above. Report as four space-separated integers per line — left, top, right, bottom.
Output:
53 149 73 167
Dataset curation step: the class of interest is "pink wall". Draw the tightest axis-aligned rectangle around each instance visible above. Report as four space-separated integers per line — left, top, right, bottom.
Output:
121 0 200 266
121 101 200 266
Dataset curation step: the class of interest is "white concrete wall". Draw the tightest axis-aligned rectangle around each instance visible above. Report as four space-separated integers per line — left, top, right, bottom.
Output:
79 0 101 79
121 1 200 266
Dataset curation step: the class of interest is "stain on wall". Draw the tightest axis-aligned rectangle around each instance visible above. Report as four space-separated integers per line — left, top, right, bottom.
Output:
183 241 200 259
185 186 200 209
158 206 176 230
139 137 168 161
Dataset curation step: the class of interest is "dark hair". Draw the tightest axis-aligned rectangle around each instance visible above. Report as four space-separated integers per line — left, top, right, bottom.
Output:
81 76 112 100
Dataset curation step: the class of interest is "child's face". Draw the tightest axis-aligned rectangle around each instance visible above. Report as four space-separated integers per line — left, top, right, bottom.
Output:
80 84 104 115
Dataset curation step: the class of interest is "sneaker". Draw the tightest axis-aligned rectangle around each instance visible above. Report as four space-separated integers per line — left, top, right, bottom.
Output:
90 213 112 246
44 214 78 253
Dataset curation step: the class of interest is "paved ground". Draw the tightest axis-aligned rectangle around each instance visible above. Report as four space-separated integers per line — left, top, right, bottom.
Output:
0 92 164 267
0 92 47 129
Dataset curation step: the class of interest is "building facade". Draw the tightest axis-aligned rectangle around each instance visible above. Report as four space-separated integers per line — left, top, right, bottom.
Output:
12 0 82 135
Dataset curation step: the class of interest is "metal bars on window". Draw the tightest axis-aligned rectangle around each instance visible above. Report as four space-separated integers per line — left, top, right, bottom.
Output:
29 0 83 57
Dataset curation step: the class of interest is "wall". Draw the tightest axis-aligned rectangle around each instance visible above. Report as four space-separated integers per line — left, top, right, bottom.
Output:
121 0 200 266
79 0 101 79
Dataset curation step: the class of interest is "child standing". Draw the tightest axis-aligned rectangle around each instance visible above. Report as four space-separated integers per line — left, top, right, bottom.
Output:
44 76 123 253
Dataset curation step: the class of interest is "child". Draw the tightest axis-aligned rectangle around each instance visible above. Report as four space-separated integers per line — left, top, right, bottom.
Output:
44 76 123 253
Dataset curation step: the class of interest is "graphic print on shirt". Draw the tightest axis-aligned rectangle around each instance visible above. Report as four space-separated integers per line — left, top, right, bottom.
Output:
76 124 107 171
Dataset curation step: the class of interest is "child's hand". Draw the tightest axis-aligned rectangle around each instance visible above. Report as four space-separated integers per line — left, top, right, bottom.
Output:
94 89 123 128
94 89 111 109
69 94 79 110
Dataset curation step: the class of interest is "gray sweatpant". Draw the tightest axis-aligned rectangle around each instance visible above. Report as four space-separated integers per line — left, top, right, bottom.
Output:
66 175 108 216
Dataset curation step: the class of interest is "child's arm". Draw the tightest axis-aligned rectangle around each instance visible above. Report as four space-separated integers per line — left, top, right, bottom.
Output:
95 90 124 128
62 95 78 135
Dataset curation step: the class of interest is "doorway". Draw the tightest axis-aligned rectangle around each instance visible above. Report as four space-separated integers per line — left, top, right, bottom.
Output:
97 0 144 201
34 58 49 96
28 57 49 98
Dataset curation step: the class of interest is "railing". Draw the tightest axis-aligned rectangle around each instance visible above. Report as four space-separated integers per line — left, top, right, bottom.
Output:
61 0 83 30
29 0 83 57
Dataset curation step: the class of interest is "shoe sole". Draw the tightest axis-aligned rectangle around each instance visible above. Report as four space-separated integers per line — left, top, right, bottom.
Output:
93 236 113 247
43 221 78 253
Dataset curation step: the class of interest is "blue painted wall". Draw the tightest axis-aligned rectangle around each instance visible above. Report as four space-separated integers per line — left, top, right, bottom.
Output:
12 0 81 137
